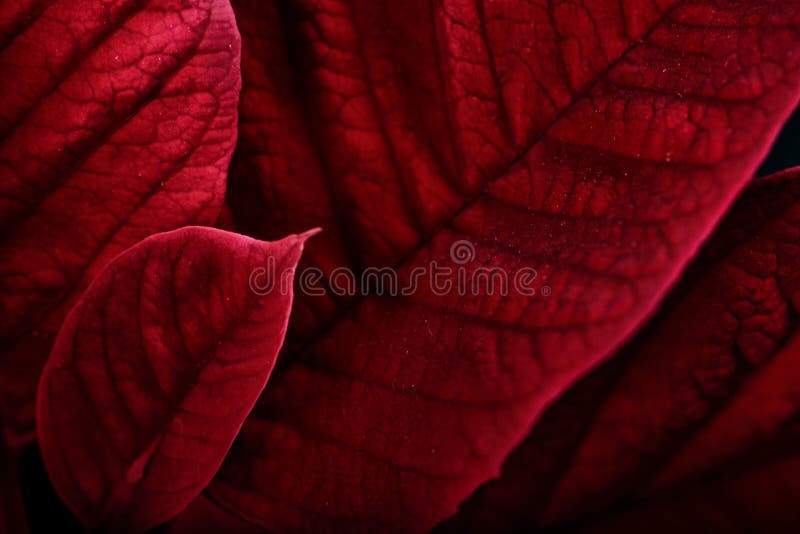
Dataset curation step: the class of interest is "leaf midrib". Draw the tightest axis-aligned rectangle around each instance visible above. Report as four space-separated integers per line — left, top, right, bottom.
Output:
276 0 687 370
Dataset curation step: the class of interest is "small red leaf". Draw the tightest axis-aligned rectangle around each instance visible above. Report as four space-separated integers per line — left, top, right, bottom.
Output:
214 0 800 530
0 0 242 445
439 167 800 531
36 227 312 532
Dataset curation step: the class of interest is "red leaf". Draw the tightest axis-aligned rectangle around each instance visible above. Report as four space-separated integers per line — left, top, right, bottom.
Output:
590 336 800 532
438 167 800 532
214 0 800 530
36 227 312 532
0 0 242 445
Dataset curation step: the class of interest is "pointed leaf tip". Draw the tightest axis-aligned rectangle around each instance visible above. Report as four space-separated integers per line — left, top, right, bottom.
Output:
37 227 309 532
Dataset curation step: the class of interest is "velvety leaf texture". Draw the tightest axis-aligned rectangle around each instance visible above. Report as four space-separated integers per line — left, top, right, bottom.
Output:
36 227 311 532
0 0 242 445
1 0 799 531
212 0 800 530
438 167 800 532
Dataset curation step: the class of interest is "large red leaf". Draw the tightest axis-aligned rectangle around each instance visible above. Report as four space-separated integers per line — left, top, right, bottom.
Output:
438 167 800 531
212 0 800 530
230 0 703 339
36 227 312 532
211 0 800 530
0 0 241 445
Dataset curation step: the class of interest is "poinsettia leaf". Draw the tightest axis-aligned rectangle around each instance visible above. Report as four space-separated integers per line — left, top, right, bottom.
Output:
438 167 800 531
0 0 242 446
212 0 800 530
36 227 312 532
584 338 800 532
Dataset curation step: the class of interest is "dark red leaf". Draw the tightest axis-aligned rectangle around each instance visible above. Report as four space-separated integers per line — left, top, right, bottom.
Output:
36 227 311 532
438 167 800 532
0 0 242 446
586 337 800 533
213 0 800 530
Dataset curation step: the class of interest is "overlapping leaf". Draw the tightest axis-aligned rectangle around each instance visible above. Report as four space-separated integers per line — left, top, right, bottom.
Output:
37 227 310 532
439 167 800 531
